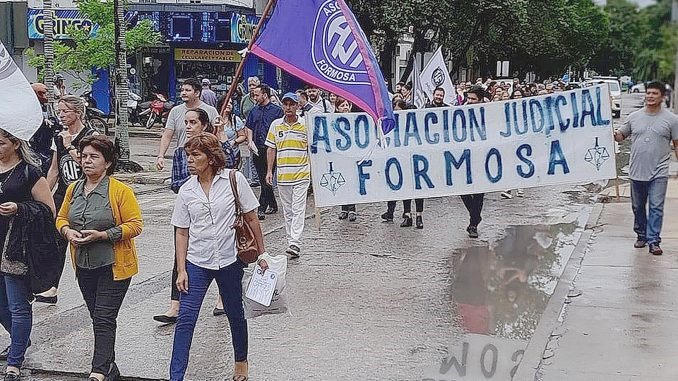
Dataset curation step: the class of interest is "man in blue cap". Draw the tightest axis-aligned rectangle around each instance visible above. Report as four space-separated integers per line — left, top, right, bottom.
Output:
264 92 310 258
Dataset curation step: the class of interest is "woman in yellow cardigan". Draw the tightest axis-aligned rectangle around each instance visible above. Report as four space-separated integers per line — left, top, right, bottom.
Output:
55 135 143 381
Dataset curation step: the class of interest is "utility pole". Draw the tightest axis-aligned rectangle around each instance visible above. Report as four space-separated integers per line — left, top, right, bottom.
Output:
672 0 677 112
113 0 130 165
43 0 54 103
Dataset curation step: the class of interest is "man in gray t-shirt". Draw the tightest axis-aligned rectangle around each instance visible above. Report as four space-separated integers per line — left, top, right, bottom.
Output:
156 78 219 172
615 81 678 255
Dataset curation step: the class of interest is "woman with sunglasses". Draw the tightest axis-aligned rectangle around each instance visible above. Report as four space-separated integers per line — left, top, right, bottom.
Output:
42 96 99 305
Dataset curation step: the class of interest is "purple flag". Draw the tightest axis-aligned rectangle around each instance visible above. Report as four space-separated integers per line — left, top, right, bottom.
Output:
250 0 395 134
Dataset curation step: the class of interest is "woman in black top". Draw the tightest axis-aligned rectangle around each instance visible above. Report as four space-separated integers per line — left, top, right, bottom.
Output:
0 128 55 381
43 96 97 304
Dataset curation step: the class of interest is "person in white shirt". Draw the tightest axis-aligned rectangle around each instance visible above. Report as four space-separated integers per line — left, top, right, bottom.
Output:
305 85 334 113
169 133 267 381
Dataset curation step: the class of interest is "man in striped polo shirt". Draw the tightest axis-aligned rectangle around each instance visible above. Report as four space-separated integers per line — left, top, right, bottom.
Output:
265 92 310 258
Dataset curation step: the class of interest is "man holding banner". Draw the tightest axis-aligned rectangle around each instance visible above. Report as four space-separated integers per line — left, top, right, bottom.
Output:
460 86 486 239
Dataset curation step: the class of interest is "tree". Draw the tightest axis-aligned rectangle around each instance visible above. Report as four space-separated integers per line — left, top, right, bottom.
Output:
26 0 160 89
590 0 643 76
348 0 609 82
27 0 159 167
634 0 677 83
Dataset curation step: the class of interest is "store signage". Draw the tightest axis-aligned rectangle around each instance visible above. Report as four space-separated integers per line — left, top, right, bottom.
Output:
27 9 99 40
174 48 242 62
230 12 258 44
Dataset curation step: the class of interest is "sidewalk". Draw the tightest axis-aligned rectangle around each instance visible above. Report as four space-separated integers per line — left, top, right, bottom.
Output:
517 177 678 380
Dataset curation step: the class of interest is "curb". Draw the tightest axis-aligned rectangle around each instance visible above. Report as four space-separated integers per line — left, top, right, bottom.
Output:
512 202 605 381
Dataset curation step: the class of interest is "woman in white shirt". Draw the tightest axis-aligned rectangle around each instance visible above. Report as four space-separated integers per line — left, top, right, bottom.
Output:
169 133 266 381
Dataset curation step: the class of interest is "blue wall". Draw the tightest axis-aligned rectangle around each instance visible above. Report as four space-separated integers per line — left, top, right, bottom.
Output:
92 68 110 114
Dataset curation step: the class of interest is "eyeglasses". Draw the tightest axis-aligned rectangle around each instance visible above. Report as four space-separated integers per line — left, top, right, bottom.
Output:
58 109 77 115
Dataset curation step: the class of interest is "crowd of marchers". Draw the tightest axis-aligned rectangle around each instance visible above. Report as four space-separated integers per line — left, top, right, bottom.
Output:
0 73 675 381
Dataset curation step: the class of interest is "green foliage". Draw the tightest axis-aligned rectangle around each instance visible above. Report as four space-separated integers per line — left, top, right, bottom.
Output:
589 0 676 83
633 0 676 82
26 0 160 87
348 0 610 79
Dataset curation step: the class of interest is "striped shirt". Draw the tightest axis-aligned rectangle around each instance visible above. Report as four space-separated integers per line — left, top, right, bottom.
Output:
265 117 310 185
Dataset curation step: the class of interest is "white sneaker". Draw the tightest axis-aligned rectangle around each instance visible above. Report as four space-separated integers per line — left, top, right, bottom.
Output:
516 189 525 197
500 191 513 199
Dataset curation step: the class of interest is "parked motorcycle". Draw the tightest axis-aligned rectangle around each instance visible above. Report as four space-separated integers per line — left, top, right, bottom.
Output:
81 90 108 134
139 93 173 129
127 90 144 126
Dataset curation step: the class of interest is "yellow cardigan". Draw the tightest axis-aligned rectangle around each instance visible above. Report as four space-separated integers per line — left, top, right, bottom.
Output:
56 177 143 281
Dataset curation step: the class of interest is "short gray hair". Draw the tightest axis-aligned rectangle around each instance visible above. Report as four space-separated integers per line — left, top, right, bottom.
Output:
247 76 261 86
59 95 86 120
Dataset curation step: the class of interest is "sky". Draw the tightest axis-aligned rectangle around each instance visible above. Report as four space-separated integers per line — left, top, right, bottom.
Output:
593 0 657 7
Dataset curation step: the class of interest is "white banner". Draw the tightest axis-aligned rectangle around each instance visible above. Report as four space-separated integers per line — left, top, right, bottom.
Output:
420 47 455 105
411 58 426 109
0 39 43 141
308 85 616 207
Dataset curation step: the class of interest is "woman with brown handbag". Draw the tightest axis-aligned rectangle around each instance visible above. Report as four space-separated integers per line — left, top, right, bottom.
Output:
169 133 267 381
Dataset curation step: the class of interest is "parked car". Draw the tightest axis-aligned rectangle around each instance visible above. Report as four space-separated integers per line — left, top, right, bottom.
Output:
583 77 622 118
630 82 646 93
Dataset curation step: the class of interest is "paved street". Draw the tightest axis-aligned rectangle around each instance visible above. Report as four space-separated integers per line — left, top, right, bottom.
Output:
7 93 676 380
20 183 597 381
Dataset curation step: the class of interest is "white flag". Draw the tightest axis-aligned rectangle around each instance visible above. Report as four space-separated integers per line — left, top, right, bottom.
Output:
411 58 426 109
0 39 43 141
420 47 455 105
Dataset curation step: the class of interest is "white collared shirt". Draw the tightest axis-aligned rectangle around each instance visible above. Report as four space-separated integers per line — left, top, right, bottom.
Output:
171 170 259 269
308 98 334 113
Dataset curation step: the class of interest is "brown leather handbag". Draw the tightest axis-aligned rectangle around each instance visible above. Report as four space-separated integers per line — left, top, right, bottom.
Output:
229 170 260 263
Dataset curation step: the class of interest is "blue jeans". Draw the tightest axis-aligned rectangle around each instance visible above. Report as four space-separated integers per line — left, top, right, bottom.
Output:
631 177 668 245
0 274 33 368
169 260 248 381
242 156 258 184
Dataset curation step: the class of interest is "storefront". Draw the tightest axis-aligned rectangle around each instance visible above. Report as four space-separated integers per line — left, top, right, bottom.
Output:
129 7 287 103
24 6 302 115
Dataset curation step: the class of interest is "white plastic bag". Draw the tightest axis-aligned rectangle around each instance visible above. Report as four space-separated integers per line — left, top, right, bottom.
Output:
242 253 288 319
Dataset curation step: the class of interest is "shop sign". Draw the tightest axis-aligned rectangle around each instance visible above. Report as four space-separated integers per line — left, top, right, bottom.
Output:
230 13 259 44
27 9 99 40
174 48 242 62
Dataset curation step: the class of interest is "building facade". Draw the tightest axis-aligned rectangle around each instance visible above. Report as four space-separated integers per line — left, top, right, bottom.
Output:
6 0 303 114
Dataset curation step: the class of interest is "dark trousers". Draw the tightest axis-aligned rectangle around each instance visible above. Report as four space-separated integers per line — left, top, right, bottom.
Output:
52 192 68 290
170 261 248 381
76 265 131 375
460 193 484 226
252 149 277 212
171 227 180 301
0 274 32 368
341 204 356 212
387 199 424 214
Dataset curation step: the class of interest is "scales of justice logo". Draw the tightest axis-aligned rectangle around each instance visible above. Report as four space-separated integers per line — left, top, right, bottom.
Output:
320 162 346 195
311 0 371 86
584 137 610 170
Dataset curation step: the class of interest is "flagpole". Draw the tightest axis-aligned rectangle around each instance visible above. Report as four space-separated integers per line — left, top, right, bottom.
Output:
219 0 277 116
